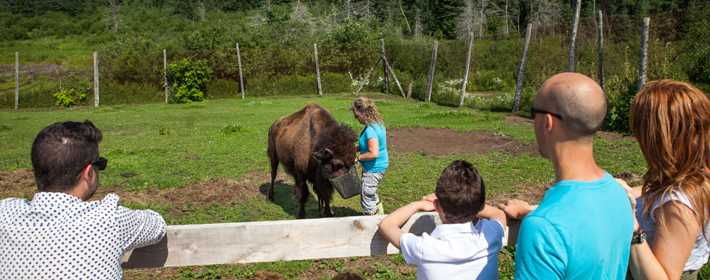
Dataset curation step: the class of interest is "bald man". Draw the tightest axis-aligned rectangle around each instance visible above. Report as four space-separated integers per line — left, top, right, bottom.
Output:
500 73 633 279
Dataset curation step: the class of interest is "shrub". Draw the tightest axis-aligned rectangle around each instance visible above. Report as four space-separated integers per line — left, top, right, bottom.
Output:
52 88 87 107
168 59 212 103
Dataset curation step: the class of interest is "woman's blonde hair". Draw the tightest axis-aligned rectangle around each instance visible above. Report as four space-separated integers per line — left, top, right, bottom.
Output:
352 97 383 124
631 79 710 229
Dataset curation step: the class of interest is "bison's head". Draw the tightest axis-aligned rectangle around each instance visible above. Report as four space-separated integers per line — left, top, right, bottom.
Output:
313 123 357 179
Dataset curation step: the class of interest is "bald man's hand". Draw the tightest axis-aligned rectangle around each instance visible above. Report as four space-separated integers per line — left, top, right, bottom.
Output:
497 199 537 220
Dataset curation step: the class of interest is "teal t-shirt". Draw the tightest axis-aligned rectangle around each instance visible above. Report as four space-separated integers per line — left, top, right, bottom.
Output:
515 172 633 280
358 123 388 173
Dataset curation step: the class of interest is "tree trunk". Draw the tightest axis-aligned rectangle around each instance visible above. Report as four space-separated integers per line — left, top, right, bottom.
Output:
237 43 245 99
460 32 474 107
93 51 100 107
513 24 532 112
568 0 581 72
314 43 322 96
639 17 650 89
380 39 389 93
163 49 169 103
426 40 438 103
108 0 120 32
14 52 19 110
198 0 206 21
504 0 509 36
596 10 604 91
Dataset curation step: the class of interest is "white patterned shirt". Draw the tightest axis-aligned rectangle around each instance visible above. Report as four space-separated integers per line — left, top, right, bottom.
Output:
0 192 166 279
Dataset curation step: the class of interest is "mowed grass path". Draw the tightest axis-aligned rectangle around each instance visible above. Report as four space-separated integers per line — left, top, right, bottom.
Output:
0 93 651 279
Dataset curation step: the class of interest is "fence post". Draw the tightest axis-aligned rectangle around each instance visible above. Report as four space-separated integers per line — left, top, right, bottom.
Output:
163 49 169 103
568 0 581 72
380 39 389 93
381 52 406 97
513 23 533 113
93 51 99 107
459 32 474 107
236 43 245 99
426 40 438 103
314 43 322 96
597 10 604 91
14 52 19 110
639 17 650 90
407 82 413 99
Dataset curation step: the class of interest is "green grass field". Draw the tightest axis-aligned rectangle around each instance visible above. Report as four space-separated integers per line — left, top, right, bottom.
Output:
1 93 705 279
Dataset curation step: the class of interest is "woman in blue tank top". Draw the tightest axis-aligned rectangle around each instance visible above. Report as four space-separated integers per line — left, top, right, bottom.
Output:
352 97 389 215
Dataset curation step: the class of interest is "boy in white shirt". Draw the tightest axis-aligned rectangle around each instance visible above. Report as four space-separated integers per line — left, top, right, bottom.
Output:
378 160 507 280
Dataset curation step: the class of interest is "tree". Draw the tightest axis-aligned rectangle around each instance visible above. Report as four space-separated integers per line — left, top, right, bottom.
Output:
107 0 120 32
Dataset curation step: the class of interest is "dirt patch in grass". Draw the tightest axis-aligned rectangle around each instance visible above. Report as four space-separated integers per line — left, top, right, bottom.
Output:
505 115 634 142
488 181 551 206
0 169 35 199
488 171 645 206
0 169 268 215
505 115 533 125
388 127 536 156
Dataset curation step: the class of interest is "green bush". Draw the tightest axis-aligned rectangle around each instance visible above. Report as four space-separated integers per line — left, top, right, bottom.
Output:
52 88 87 107
168 59 212 103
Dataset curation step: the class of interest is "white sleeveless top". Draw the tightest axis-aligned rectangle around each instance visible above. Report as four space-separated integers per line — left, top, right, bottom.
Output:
636 189 710 271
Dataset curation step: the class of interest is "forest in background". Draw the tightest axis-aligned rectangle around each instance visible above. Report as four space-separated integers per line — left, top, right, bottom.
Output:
0 0 708 132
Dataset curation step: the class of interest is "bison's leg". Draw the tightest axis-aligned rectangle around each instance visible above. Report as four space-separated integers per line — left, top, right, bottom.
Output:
314 183 335 217
295 176 310 219
267 154 279 201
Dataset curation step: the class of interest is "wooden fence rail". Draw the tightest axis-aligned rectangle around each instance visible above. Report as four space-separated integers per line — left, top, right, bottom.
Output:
122 212 522 269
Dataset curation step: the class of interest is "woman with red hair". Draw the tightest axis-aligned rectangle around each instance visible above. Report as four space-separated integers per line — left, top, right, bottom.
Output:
625 80 710 280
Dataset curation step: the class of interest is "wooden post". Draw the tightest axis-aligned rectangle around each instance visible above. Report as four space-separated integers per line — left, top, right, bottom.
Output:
639 17 650 89
382 57 406 97
163 49 169 103
459 32 474 107
236 43 245 99
568 0 581 72
596 10 604 91
513 23 532 112
93 51 99 107
425 40 438 103
314 43 322 96
380 39 389 93
407 82 413 99
14 52 19 110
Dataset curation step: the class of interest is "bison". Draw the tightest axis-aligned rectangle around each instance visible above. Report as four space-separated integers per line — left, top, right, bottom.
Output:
267 104 357 218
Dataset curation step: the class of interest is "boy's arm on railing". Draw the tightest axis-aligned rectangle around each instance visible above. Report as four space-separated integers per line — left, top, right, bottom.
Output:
378 200 435 249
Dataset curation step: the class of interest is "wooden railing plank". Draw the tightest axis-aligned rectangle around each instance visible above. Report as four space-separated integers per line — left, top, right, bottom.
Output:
123 212 520 269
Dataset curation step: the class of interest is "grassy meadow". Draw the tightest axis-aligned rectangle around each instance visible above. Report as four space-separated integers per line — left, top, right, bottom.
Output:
0 93 698 279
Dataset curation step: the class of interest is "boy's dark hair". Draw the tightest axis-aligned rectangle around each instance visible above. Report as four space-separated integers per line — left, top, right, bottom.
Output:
31 120 102 192
435 160 485 224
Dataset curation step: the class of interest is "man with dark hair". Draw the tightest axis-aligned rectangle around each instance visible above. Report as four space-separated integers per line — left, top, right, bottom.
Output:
499 72 633 279
379 160 507 279
0 120 166 279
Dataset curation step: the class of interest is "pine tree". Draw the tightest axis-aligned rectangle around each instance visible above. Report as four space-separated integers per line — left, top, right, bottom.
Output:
428 0 465 39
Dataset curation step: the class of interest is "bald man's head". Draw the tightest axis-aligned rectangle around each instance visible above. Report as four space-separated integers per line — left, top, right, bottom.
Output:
535 72 607 137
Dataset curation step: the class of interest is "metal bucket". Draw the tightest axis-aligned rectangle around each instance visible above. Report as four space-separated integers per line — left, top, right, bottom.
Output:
330 165 362 199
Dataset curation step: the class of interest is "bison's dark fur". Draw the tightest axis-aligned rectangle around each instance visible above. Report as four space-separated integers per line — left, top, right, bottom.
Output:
267 104 357 218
